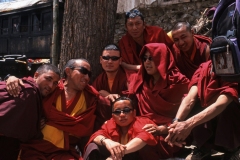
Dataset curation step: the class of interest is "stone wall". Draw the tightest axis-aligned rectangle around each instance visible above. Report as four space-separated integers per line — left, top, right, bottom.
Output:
114 0 219 43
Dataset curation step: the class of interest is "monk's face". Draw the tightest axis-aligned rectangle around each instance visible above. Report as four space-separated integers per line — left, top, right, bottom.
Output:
34 70 60 97
172 26 194 53
143 51 158 76
100 50 122 73
112 100 136 127
125 16 145 39
65 60 91 91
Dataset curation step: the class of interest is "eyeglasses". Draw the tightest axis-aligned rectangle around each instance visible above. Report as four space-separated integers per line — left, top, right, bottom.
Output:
112 108 133 116
142 56 153 62
102 56 120 61
71 66 92 78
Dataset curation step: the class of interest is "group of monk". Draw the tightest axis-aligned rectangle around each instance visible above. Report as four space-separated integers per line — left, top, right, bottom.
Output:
0 8 240 160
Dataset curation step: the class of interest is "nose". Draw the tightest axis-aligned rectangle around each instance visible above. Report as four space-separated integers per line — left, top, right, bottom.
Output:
119 111 126 116
108 58 113 63
132 24 137 29
178 38 184 46
48 81 53 90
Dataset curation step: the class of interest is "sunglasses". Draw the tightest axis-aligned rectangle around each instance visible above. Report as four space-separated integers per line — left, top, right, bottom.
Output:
112 108 133 116
102 56 120 61
71 66 92 78
142 56 153 62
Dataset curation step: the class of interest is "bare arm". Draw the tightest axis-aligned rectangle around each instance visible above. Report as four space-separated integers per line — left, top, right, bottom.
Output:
166 93 233 146
175 85 198 121
125 138 146 154
93 135 126 159
98 90 120 102
121 62 140 71
186 94 233 129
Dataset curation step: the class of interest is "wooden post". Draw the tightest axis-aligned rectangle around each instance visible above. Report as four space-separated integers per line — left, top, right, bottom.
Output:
51 0 59 66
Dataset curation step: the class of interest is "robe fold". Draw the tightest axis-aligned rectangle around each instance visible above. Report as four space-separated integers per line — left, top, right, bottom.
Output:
0 77 42 142
189 61 240 150
84 117 158 160
119 26 173 80
128 43 189 158
172 35 212 79
20 80 99 160
92 67 127 95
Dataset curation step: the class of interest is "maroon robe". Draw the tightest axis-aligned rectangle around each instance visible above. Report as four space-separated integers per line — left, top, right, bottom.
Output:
0 77 42 159
119 26 173 80
189 60 240 149
20 80 99 160
172 35 212 79
128 43 189 158
92 67 127 95
0 77 42 142
84 117 158 160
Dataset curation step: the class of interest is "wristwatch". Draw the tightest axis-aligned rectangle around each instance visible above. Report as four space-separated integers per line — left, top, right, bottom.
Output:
4 74 11 81
172 118 181 123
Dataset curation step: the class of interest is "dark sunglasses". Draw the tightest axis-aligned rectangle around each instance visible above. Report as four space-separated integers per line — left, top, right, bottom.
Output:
71 66 92 78
112 108 133 115
102 56 120 61
142 56 153 62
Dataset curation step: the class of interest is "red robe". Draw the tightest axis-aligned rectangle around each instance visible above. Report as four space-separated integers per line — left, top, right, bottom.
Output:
20 80 99 160
0 77 42 142
85 117 158 159
172 35 212 79
128 43 189 158
0 77 42 159
189 60 240 149
119 26 173 80
92 67 127 95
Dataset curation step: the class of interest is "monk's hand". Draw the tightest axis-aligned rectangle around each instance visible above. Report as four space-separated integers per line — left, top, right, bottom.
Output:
6 76 24 97
104 139 126 160
165 121 191 147
106 94 120 102
142 124 159 135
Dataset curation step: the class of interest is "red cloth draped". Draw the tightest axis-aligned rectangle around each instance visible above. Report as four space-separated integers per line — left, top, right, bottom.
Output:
127 43 189 159
86 117 157 146
128 43 189 125
0 77 42 142
20 80 99 160
189 60 238 107
172 35 212 79
85 117 158 159
188 60 240 149
119 26 173 80
92 67 127 95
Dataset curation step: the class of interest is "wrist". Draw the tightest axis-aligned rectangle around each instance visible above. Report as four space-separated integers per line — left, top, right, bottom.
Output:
100 137 108 146
172 118 181 123
4 74 11 81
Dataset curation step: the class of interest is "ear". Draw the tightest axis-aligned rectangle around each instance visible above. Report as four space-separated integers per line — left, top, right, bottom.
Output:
34 72 39 80
119 57 122 65
133 109 136 117
191 29 195 35
100 56 103 64
65 67 72 77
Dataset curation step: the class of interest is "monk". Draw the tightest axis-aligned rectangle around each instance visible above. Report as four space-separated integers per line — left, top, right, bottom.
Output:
84 97 158 160
118 9 173 80
0 64 60 160
19 59 100 160
127 43 189 159
92 44 127 102
165 60 240 160
171 22 212 79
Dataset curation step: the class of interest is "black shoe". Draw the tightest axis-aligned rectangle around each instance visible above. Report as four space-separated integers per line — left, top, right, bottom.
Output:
222 148 240 160
185 147 211 160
